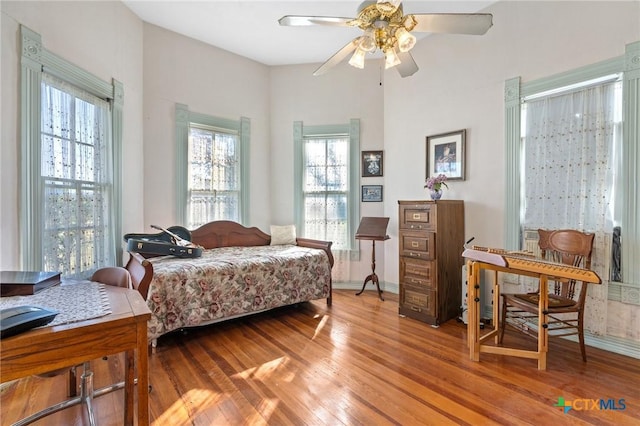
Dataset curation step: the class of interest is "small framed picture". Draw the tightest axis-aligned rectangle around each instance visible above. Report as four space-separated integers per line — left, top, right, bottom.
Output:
426 129 466 180
362 150 383 177
362 185 383 202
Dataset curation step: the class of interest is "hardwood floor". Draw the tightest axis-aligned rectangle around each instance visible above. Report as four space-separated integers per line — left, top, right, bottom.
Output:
2 289 639 425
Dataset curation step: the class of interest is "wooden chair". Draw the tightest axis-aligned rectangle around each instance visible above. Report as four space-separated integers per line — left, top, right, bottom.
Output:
20 267 132 426
498 229 595 361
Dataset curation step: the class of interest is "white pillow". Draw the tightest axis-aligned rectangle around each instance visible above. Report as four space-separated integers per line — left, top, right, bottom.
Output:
270 225 297 245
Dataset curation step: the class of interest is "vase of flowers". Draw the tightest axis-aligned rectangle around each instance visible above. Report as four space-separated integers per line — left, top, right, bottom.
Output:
424 174 448 201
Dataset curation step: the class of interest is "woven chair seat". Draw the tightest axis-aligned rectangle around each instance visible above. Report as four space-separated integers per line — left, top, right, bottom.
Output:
513 293 576 309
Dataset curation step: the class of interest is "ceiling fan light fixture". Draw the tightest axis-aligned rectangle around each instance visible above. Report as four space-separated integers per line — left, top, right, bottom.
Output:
395 27 416 52
402 14 418 32
376 0 402 16
359 28 377 52
384 46 401 69
348 47 367 69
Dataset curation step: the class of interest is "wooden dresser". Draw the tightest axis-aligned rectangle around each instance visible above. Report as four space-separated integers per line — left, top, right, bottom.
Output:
398 200 465 325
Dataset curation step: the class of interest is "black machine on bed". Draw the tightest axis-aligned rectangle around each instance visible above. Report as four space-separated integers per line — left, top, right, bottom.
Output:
124 225 203 258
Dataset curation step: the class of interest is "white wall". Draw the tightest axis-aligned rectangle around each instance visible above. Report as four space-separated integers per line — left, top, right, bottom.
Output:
1 1 144 268
141 23 272 232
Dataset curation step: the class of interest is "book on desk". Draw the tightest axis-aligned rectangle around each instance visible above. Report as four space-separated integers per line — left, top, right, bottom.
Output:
0 271 61 297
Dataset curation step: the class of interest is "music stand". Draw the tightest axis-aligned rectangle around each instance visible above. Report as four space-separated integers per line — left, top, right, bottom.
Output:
355 217 390 301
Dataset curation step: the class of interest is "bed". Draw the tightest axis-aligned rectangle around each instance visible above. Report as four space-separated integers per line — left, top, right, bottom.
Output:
124 221 333 344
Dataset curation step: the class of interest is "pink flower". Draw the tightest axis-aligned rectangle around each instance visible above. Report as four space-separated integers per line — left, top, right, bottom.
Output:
424 174 449 191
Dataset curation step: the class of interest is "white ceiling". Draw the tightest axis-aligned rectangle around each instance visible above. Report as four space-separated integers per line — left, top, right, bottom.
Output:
122 1 495 67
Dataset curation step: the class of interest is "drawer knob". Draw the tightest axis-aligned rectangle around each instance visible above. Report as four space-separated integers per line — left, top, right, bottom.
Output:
411 306 422 312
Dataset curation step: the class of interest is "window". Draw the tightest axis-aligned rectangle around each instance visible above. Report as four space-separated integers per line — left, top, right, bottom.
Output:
294 120 360 253
504 40 640 305
519 75 622 285
187 125 240 228
20 26 123 278
176 104 249 227
41 75 114 275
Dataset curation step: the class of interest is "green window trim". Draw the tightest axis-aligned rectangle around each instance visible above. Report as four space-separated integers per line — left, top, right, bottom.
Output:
293 119 361 260
175 104 250 226
504 40 640 305
20 25 123 268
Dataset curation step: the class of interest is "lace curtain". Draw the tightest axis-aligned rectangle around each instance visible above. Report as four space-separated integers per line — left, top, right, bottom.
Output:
522 80 621 335
41 74 114 279
188 126 240 228
303 136 352 282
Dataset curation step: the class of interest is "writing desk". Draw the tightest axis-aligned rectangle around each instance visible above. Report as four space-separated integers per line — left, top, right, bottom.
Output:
463 248 600 370
1 284 151 425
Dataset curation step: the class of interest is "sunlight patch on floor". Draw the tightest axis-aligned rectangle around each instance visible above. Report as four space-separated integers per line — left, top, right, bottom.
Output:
152 388 221 425
312 314 329 340
232 356 292 382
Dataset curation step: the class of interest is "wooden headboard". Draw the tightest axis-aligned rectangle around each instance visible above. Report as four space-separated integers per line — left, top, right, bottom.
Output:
190 220 270 249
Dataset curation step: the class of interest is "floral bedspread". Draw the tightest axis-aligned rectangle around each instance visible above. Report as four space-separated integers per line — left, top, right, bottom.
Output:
145 244 331 340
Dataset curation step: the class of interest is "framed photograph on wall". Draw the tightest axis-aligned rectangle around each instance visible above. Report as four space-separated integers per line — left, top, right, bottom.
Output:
426 129 466 180
362 185 383 202
362 150 383 177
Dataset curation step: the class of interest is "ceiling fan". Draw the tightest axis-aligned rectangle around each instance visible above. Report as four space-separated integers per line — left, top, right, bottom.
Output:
279 0 493 78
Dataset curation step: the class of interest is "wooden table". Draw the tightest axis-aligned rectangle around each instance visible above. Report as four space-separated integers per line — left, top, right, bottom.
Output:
463 248 600 370
1 284 151 425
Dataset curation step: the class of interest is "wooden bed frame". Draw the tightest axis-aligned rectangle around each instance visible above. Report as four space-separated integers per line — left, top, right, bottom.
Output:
124 220 334 304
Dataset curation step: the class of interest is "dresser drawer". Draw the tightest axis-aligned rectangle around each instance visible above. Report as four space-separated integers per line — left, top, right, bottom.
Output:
399 203 436 231
400 232 435 260
400 258 435 289
400 287 436 318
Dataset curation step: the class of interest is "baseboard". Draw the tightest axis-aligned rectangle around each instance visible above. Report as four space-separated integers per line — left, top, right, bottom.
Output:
579 332 640 359
509 320 640 359
334 281 399 294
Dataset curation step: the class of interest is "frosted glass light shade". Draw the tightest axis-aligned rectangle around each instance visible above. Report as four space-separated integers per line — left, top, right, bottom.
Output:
349 48 366 69
395 27 416 53
384 47 401 69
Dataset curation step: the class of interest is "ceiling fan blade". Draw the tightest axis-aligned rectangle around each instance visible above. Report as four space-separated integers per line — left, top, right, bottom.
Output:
313 38 362 76
396 52 419 78
411 13 493 35
278 15 354 27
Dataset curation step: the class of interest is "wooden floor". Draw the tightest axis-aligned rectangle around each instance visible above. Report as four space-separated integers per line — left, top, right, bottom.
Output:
2 289 639 425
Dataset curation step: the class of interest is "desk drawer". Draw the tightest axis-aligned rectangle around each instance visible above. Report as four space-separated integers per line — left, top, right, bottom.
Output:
399 203 435 231
400 258 434 289
400 287 436 317
400 232 435 260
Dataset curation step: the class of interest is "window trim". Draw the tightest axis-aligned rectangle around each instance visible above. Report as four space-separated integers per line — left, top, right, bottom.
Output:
504 40 640 304
293 119 360 259
175 104 250 226
20 25 123 269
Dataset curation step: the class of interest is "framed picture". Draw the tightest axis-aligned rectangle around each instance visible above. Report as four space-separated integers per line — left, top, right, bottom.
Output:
426 129 466 181
362 150 383 177
362 185 383 202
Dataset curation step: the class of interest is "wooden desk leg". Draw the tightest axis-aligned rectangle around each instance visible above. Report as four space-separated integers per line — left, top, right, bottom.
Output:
537 275 549 370
124 349 135 426
467 261 480 361
493 273 500 345
355 240 384 301
137 322 150 425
